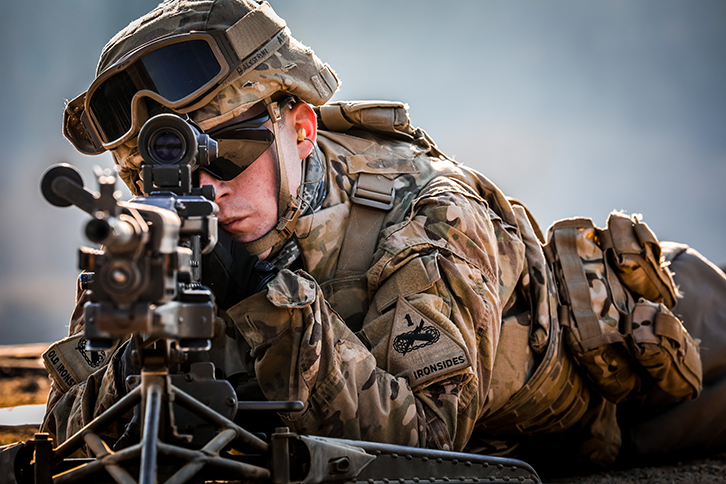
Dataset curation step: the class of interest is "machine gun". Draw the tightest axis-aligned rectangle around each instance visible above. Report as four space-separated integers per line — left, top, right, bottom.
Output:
0 115 542 484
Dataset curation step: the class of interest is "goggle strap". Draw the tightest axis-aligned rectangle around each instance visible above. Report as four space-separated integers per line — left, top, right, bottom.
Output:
80 110 105 153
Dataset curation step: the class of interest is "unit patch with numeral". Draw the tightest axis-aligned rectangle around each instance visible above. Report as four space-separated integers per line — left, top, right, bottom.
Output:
387 297 470 387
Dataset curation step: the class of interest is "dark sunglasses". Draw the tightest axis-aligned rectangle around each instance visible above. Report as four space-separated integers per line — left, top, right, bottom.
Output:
198 111 275 181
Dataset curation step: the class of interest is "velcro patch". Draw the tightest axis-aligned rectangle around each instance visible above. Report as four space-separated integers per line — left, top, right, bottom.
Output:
388 297 470 388
42 333 115 393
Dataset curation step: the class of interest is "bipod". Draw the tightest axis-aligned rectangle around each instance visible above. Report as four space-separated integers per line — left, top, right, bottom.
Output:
29 342 272 484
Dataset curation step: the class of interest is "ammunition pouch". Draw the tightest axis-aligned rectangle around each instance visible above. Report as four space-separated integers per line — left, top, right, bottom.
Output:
598 211 679 309
544 214 702 404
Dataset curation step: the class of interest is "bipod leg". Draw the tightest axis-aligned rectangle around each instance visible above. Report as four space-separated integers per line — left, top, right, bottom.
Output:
150 383 271 484
83 434 136 484
51 387 142 484
139 378 163 484
53 386 142 463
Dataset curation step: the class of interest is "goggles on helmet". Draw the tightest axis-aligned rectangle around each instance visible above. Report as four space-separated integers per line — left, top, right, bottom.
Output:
86 32 233 149
67 1 289 154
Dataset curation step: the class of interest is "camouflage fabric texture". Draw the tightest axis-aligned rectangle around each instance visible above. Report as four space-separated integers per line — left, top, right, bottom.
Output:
43 103 597 458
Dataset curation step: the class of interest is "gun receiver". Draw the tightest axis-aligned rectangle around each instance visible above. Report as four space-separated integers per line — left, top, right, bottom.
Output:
41 162 218 351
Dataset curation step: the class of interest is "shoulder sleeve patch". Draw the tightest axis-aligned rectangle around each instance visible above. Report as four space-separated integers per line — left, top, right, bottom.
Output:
387 297 470 388
41 333 118 393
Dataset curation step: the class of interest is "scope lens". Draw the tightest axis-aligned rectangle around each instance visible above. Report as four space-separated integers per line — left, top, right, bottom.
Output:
151 130 184 164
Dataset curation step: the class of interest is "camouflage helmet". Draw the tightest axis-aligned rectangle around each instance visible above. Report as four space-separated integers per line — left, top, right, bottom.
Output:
63 0 340 194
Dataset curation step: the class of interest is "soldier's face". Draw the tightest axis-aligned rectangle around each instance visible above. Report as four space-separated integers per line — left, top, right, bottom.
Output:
198 131 281 246
198 102 316 258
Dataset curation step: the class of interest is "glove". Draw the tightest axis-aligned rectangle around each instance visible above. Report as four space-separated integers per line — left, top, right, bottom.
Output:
202 229 278 311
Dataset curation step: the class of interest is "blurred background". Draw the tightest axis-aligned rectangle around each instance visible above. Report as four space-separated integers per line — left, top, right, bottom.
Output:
0 0 724 345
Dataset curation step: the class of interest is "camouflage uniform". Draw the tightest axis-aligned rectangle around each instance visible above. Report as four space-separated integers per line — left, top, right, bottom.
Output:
43 114 596 458
43 0 726 471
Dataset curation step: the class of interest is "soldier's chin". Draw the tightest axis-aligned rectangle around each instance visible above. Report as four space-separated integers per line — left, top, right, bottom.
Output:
222 218 259 241
225 225 275 260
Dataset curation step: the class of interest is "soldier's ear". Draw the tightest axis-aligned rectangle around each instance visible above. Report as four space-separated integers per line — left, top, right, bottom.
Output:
289 102 317 159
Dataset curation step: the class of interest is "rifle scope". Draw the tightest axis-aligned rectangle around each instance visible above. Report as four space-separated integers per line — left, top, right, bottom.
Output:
138 114 218 169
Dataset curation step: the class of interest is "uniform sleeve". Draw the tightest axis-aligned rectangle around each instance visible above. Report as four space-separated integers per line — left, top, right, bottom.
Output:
41 276 126 449
41 354 125 451
227 178 526 451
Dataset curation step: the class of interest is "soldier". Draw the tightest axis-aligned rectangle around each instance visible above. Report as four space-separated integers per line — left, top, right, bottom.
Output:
43 0 726 472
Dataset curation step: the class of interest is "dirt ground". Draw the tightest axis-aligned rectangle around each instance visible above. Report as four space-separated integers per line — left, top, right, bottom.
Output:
1 345 725 483
546 454 726 483
0 343 51 447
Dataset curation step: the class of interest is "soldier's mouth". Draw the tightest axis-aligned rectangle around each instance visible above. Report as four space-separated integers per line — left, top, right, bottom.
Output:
220 216 248 232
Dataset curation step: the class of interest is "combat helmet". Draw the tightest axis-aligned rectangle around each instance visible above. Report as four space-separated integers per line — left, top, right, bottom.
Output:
63 0 340 255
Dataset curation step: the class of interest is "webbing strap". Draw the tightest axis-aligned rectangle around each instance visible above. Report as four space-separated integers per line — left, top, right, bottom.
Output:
337 173 395 277
225 2 286 64
335 173 395 325
554 227 603 348
654 311 684 344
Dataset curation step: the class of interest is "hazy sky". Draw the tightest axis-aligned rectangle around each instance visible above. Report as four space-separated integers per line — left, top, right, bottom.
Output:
0 0 724 344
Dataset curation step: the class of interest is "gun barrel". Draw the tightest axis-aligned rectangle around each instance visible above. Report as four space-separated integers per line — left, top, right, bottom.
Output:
85 216 139 248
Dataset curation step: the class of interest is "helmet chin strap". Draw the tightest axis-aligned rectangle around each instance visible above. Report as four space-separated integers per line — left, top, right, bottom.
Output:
243 97 305 257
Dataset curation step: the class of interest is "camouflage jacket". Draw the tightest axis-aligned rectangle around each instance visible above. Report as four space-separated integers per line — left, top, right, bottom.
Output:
42 109 591 455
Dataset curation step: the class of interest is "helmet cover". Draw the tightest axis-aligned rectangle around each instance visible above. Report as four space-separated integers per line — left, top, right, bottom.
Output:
64 0 339 194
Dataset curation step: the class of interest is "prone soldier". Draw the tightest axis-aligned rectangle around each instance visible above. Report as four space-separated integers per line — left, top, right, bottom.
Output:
42 0 726 474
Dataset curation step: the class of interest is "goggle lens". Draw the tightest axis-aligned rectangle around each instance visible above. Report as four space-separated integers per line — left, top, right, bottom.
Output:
88 39 224 144
88 70 136 142
139 41 222 100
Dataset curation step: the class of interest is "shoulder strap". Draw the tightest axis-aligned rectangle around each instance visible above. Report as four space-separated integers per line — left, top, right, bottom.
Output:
316 101 414 279
316 101 452 280
337 173 396 278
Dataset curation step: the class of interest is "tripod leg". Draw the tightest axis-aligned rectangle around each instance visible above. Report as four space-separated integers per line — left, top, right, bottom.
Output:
140 382 162 484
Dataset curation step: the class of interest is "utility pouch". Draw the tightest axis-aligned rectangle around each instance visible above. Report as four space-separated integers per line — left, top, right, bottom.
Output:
630 298 702 400
544 216 702 403
316 100 416 140
598 211 679 309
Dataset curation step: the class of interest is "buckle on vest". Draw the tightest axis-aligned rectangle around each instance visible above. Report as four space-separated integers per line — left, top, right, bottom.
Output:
276 199 302 238
350 174 395 211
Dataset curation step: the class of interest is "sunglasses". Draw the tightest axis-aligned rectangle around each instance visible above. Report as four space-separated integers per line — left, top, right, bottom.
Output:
198 110 275 181
196 96 299 181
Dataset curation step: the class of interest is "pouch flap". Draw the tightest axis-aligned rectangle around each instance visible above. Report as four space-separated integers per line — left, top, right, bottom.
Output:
317 100 415 140
654 311 686 344
373 253 441 313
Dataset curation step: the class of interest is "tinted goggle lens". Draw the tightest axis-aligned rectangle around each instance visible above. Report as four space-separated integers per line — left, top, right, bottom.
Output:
88 39 224 144
199 113 275 181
